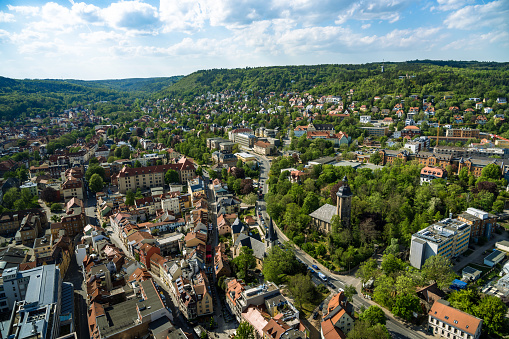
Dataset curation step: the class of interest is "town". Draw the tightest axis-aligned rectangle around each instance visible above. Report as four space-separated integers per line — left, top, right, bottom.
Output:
0 62 508 339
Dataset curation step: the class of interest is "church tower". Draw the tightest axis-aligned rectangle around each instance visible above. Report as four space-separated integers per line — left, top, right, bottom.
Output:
266 217 277 249
336 176 353 228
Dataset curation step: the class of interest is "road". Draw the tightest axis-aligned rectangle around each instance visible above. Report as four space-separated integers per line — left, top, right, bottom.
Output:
247 151 431 339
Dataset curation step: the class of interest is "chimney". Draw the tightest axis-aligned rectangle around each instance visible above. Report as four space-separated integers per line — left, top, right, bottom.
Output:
449 212 453 219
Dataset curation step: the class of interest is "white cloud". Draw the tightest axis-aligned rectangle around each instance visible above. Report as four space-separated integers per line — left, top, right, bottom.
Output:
444 0 509 30
0 11 15 22
362 23 371 29
336 0 412 24
444 30 509 50
6 5 40 16
434 0 475 11
101 1 159 32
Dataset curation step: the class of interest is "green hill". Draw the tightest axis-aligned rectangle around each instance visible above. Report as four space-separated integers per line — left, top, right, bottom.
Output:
0 76 182 120
156 61 509 101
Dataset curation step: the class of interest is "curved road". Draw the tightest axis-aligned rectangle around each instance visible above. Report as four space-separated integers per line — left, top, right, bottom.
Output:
249 152 431 339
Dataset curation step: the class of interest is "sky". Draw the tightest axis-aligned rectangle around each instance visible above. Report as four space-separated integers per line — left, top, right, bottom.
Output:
0 0 508 80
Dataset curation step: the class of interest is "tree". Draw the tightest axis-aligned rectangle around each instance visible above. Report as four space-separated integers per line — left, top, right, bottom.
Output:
85 164 105 181
40 187 58 203
288 274 315 309
381 254 404 275
235 322 255 339
473 295 507 335
448 289 478 314
240 179 254 195
121 146 131 159
346 321 390 339
165 169 180 184
89 157 99 165
89 173 104 193
369 152 382 165
196 166 203 177
134 160 142 168
392 294 420 321
481 163 501 180
359 305 386 325
50 215 61 223
125 190 135 206
262 245 300 284
356 258 379 283
242 193 257 205
50 203 63 212
232 246 256 280
2 187 19 209
420 255 457 289
343 284 357 301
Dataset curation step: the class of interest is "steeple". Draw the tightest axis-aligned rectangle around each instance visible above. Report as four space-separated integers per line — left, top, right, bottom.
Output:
336 176 353 228
266 217 277 249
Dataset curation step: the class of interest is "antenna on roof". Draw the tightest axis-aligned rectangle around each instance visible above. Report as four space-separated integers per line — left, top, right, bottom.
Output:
381 59 384 73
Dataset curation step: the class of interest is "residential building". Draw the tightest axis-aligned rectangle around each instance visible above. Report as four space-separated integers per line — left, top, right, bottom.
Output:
359 126 388 136
15 213 42 245
254 141 274 155
88 279 172 339
116 157 196 193
428 300 482 339
409 217 471 269
321 291 354 339
457 207 497 241
420 166 447 185
226 280 280 322
445 128 480 139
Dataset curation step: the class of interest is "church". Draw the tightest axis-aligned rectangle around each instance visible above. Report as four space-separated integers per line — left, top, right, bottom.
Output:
309 177 352 233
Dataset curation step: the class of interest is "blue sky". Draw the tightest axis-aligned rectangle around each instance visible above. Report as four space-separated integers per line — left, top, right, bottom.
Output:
0 0 507 80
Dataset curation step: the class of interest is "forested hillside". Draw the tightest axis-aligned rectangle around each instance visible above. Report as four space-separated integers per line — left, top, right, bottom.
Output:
1 61 508 120
157 61 509 101
0 76 181 120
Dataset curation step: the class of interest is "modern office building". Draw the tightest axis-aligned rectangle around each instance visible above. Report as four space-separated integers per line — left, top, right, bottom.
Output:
410 217 471 269
457 208 497 241
1 264 73 339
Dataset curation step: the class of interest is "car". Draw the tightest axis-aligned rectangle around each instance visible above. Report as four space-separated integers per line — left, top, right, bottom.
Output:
312 312 319 320
312 265 319 270
308 268 315 274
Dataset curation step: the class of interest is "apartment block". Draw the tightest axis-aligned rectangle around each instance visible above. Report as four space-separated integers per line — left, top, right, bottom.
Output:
116 158 195 194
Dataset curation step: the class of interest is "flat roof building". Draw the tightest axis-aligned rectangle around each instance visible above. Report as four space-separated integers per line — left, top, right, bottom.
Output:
410 217 471 269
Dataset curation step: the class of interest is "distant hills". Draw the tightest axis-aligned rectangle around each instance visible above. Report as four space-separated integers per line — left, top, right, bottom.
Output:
0 60 508 120
0 76 182 120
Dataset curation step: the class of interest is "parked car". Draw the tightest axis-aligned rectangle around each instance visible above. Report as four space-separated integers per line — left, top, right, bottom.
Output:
313 312 319 319
312 264 319 270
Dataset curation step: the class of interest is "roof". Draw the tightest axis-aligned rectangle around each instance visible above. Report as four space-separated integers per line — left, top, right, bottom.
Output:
309 203 336 224
429 300 482 335
320 319 345 339
242 306 269 336
234 233 266 260
485 250 505 263
421 166 446 178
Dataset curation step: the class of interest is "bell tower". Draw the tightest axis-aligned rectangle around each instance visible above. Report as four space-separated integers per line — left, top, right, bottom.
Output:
336 176 353 228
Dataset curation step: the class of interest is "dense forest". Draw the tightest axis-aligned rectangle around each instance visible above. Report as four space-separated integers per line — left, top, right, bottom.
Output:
0 76 181 120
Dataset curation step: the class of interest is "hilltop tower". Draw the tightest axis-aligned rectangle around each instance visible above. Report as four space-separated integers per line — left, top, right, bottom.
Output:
336 176 353 228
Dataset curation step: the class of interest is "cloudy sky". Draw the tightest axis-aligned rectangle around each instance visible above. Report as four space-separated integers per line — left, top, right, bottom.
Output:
0 0 507 80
